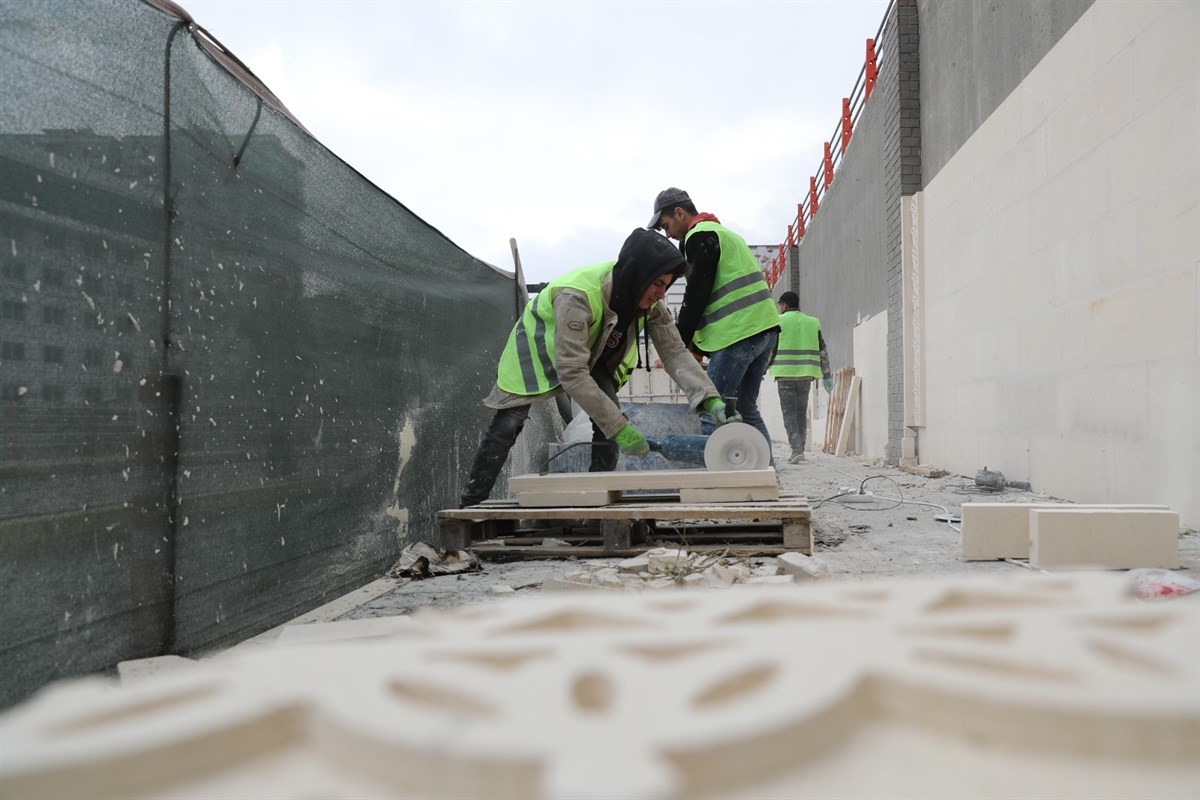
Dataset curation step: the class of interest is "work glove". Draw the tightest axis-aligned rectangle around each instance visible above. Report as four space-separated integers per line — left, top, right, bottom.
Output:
614 424 650 458
824 378 834 394
703 396 742 426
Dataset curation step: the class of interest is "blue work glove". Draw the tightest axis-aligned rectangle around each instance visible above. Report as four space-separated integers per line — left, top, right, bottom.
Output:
823 378 834 394
702 396 742 426
614 424 650 458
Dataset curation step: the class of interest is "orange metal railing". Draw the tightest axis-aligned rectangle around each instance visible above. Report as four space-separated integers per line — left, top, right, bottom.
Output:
765 0 895 289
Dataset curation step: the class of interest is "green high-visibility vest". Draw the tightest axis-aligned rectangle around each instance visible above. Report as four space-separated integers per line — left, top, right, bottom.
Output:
685 220 779 352
770 309 823 378
495 261 640 395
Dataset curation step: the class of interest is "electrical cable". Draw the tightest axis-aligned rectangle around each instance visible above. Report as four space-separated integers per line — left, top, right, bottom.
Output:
811 473 962 532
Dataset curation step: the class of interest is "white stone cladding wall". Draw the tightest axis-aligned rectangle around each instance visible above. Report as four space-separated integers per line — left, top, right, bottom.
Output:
853 312 890 461
921 0 1199 527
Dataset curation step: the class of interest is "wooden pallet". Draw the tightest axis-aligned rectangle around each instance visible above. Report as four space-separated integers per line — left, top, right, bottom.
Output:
439 494 812 559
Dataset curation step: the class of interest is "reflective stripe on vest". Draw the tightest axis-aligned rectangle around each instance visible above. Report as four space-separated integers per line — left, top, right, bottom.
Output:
496 261 611 396
686 220 779 352
769 310 823 378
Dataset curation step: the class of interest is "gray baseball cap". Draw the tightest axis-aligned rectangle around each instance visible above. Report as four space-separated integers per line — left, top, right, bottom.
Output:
648 187 691 228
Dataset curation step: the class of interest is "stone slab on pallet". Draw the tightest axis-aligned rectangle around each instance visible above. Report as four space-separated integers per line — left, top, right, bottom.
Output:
440 496 812 556
508 468 777 493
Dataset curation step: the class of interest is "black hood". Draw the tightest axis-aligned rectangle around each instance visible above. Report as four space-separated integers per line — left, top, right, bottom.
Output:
610 228 688 319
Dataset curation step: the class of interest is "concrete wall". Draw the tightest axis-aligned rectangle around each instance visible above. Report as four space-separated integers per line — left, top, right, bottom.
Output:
791 31 892 376
918 0 1095 184
919 0 1199 527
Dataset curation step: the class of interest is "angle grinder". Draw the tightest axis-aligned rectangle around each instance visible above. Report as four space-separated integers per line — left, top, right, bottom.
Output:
647 422 772 471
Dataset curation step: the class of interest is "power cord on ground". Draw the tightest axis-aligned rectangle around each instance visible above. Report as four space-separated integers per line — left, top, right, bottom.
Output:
812 473 961 532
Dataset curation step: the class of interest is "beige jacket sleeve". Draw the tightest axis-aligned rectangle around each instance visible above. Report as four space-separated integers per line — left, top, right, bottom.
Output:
646 301 721 412
551 289 629 439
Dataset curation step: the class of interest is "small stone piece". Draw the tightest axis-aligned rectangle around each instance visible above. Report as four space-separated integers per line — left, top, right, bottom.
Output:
777 552 830 581
746 575 796 585
617 555 650 573
488 585 516 595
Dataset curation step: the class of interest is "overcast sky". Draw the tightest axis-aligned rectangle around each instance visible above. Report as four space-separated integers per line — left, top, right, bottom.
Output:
184 0 889 282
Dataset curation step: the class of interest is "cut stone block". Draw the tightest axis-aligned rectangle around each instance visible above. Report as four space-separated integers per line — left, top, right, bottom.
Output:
1030 508 1180 569
517 490 620 507
961 503 1170 560
678 485 780 503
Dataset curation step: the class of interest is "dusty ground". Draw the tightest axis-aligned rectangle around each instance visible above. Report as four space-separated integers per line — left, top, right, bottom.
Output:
335 451 1200 622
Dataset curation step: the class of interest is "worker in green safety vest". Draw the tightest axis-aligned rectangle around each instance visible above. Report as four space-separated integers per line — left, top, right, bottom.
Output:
769 291 832 463
460 229 734 507
648 188 781 461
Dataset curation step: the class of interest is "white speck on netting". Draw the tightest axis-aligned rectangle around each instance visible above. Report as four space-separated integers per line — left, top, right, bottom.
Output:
33 280 41 292
17 387 27 396
113 359 123 374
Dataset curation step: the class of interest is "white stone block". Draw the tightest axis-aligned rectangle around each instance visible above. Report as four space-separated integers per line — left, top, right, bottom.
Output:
1030 508 1180 569
961 503 1170 560
746 575 796 585
777 552 830 581
617 555 649 573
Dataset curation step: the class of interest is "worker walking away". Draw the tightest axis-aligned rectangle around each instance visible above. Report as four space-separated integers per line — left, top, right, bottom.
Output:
770 291 832 463
460 228 735 507
648 188 780 461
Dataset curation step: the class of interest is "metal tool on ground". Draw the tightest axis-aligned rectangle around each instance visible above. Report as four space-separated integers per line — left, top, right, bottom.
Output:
647 422 772 471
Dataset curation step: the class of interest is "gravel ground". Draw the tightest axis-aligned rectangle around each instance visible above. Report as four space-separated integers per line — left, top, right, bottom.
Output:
336 450 1199 622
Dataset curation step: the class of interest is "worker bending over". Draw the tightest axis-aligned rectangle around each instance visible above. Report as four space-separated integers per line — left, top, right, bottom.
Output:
460 228 733 507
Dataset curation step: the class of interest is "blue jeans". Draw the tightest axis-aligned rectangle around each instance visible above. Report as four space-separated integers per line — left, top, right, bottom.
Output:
700 328 778 464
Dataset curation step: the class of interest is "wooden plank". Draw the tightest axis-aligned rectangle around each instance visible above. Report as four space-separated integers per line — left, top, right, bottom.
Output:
835 376 861 457
509 468 777 494
441 499 811 523
823 368 853 453
517 490 620 508
679 485 780 504
439 519 473 550
601 520 634 550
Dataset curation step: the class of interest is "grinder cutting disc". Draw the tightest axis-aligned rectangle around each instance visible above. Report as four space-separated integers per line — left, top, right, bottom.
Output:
704 422 772 471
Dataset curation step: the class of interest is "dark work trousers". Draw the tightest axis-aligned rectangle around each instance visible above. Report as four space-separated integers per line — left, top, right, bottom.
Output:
776 377 814 455
460 405 532 508
459 370 621 507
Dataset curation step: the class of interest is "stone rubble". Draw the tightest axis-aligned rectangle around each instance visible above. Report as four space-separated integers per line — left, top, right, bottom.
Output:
541 547 829 592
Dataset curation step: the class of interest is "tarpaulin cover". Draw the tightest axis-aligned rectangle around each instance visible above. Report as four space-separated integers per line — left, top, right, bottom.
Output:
0 0 551 707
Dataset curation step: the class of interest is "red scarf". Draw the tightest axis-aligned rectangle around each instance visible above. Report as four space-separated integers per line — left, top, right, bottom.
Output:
688 212 721 230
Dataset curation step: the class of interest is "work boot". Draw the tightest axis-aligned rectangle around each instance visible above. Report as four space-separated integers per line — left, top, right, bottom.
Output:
788 452 806 464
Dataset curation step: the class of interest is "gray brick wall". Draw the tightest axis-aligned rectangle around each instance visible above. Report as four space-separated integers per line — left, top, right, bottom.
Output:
884 0 921 464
